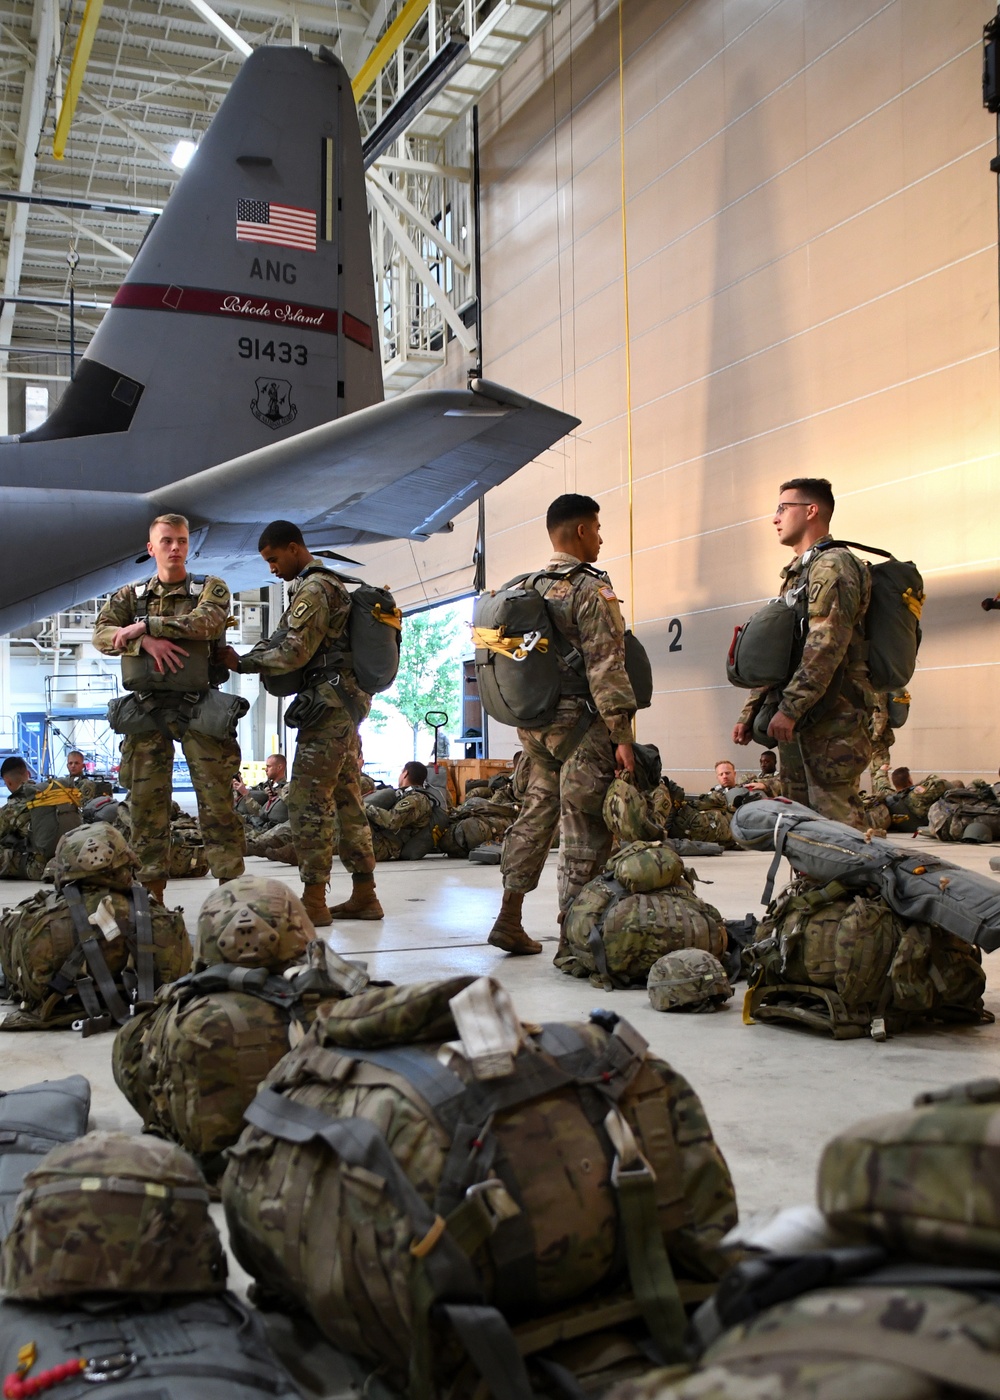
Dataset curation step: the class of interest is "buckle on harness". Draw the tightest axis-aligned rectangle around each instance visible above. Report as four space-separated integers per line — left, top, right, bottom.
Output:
512 630 543 661
464 1178 520 1227
610 1152 655 1189
83 1352 137 1384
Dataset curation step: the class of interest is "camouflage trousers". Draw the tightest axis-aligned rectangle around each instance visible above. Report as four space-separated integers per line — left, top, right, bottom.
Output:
0 847 46 881
122 729 246 883
245 820 294 859
287 705 374 886
502 702 615 913
779 700 872 830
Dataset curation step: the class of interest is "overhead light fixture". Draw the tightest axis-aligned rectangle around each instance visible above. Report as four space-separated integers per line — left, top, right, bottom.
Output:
171 139 197 170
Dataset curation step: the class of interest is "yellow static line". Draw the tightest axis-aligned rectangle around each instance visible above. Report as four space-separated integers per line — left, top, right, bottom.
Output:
53 0 105 160
352 0 431 104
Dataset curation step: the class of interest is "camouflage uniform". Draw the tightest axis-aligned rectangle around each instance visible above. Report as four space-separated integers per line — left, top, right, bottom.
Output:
501 552 636 912
248 820 296 861
237 564 375 887
869 690 895 776
737 536 874 829
367 786 439 861
94 575 245 883
236 779 290 831
359 772 376 796
0 782 46 880
739 769 783 796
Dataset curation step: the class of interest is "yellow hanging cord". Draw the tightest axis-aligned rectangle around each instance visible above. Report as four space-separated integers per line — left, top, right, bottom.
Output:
618 0 637 736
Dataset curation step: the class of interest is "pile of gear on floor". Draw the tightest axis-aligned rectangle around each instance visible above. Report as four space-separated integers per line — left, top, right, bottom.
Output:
0 830 998 1395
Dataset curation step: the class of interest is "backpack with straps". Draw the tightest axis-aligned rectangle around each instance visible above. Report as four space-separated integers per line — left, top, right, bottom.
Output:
726 540 924 695
24 780 82 860
0 882 190 1033
473 565 651 728
261 567 401 699
223 976 738 1399
113 950 367 1174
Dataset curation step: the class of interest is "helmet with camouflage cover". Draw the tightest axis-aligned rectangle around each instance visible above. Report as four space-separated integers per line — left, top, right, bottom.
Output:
0 1131 227 1300
195 873 314 970
648 948 732 1012
51 823 138 893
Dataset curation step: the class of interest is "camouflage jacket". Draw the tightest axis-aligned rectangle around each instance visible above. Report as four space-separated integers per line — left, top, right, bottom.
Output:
237 780 290 825
238 562 369 719
367 787 438 841
359 773 376 796
93 573 231 655
738 535 872 727
740 770 782 796
0 782 36 849
62 774 98 804
543 552 636 745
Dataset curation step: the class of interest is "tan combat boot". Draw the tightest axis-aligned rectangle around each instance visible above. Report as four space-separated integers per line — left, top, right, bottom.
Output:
328 873 384 920
301 883 333 928
487 891 542 955
143 878 166 904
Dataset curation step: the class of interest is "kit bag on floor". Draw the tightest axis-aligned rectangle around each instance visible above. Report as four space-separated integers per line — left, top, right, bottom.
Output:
742 875 987 1039
927 787 1000 843
0 1294 304 1400
167 815 211 877
437 799 516 858
113 949 367 1170
0 1075 91 1241
0 883 191 1033
665 783 734 848
223 976 738 1398
559 844 727 989
818 1077 1000 1268
613 1282 1000 1399
730 798 1000 952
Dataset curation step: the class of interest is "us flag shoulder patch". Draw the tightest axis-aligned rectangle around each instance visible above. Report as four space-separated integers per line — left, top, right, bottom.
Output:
236 199 316 252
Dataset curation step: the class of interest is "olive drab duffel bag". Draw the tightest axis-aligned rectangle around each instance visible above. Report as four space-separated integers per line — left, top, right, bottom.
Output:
223 976 738 1398
0 1075 91 1241
663 782 734 848
0 826 190 1033
436 797 517 858
113 876 369 1172
927 787 1000 843
556 843 728 989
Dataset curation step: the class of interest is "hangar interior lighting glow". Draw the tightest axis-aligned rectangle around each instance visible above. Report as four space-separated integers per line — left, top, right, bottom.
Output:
171 140 197 169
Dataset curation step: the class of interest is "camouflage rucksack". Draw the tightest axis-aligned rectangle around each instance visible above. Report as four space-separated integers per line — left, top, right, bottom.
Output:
223 977 738 1397
0 831 190 1032
437 797 515 857
612 1285 1000 1399
114 875 368 1172
927 787 1000 843
744 877 989 1039
665 782 734 847
905 774 951 821
818 1078 1000 1267
558 846 727 989
167 813 210 877
603 774 669 844
0 1132 227 1300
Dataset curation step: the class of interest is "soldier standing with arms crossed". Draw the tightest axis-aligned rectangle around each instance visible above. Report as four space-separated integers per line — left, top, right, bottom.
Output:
488 493 636 956
222 520 380 929
93 514 245 899
733 478 874 828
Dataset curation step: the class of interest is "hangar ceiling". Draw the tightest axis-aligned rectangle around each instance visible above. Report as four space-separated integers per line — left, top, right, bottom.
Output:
0 0 568 413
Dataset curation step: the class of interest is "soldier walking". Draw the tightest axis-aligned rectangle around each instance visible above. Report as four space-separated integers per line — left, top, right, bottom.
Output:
488 493 636 955
733 478 874 828
93 513 245 899
222 520 380 928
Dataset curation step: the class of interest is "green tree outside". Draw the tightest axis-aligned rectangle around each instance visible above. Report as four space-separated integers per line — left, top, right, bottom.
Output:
368 605 466 759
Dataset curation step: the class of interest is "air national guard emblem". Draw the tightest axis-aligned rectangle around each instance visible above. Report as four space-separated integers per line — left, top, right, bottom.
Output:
252 378 297 429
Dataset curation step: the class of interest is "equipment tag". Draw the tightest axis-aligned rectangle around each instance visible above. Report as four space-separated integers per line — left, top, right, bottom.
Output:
89 897 122 942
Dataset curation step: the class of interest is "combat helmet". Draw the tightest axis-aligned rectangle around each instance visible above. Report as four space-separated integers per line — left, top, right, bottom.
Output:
52 823 138 893
195 873 314 970
961 820 993 844
0 1131 227 1300
648 948 733 1012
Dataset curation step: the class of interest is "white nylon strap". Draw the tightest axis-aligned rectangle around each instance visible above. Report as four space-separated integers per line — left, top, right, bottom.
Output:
448 976 525 1080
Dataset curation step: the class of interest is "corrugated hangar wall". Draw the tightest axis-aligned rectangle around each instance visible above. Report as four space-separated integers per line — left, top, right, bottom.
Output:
469 0 1000 785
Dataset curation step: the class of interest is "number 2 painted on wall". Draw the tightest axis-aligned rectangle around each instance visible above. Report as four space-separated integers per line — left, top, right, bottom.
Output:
667 618 683 652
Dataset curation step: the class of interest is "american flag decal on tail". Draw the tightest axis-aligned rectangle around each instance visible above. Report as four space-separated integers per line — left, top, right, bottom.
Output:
236 199 317 252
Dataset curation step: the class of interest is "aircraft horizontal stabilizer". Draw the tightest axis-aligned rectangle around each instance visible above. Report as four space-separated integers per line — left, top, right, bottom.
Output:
154 380 577 540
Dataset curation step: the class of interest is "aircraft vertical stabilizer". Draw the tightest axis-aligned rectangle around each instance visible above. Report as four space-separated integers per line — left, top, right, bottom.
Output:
21 47 381 485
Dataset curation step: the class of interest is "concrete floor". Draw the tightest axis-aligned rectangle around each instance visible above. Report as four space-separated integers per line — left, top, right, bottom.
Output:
1 836 999 1283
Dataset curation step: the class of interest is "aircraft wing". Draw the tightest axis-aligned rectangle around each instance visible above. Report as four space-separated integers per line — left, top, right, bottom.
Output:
156 379 577 539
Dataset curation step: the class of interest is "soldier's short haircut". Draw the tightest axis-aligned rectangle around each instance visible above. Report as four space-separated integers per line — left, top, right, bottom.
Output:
891 766 912 788
66 750 84 761
268 753 287 771
759 751 777 771
546 494 600 533
258 519 305 551
149 513 189 535
403 761 428 786
714 759 736 771
0 756 29 778
780 478 835 515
